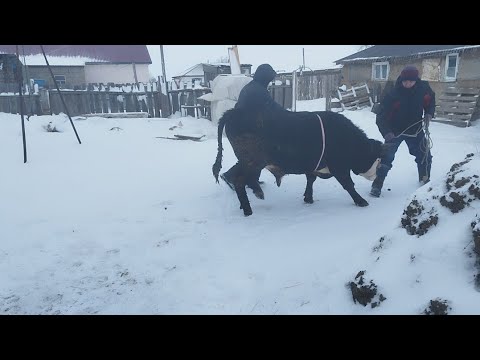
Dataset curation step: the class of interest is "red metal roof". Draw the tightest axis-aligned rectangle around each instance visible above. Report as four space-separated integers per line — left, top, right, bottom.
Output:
0 45 151 64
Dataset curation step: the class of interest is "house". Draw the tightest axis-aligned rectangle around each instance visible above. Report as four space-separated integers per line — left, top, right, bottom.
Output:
0 45 152 90
172 62 252 89
0 54 23 92
335 45 480 125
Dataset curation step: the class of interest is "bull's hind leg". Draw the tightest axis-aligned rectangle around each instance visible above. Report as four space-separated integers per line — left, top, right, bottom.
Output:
330 167 369 207
234 178 253 216
233 163 264 216
244 166 264 200
303 173 317 204
230 134 267 215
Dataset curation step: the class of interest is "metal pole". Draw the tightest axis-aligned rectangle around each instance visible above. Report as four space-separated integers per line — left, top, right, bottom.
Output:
40 45 81 144
302 48 305 69
292 69 297 112
15 45 27 163
160 45 171 116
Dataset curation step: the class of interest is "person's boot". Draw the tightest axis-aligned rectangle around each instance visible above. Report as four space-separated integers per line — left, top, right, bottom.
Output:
370 175 385 197
417 162 431 185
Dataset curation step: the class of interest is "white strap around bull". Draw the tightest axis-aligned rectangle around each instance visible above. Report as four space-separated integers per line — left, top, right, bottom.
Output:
314 114 326 171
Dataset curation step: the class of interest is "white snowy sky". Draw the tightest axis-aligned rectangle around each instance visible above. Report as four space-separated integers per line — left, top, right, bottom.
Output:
147 45 360 80
1 100 480 314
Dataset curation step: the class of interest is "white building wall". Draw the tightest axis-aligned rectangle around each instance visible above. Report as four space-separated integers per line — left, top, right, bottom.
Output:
85 64 150 84
173 64 205 87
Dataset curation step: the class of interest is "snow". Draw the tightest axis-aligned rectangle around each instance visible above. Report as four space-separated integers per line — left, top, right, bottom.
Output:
18 54 107 66
1 101 480 314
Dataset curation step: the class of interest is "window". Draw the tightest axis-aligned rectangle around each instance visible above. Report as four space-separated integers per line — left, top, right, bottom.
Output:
191 77 203 86
33 79 46 88
372 62 389 81
54 75 66 85
445 53 458 81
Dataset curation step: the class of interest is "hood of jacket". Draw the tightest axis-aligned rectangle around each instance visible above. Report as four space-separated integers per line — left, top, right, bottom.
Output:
253 64 277 87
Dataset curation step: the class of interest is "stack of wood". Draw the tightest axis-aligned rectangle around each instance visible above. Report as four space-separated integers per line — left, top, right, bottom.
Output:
435 86 480 127
337 83 373 111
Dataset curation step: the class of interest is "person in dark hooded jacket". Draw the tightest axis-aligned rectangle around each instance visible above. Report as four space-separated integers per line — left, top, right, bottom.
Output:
234 63 285 112
220 64 287 196
370 65 435 198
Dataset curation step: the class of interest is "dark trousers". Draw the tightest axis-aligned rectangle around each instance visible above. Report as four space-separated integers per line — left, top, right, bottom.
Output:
377 130 432 180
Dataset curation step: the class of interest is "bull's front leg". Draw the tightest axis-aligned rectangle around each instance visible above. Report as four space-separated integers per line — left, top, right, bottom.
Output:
330 167 369 207
303 173 317 204
232 164 254 216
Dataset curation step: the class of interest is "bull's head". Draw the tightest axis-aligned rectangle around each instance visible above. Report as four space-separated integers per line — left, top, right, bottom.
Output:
356 140 393 181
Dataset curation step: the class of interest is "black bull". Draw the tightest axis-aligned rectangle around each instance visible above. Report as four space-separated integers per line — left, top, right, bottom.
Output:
212 108 389 216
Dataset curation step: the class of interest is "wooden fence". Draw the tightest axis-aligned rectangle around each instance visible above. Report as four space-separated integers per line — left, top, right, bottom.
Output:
0 93 41 116
0 82 170 118
1 70 343 118
270 68 342 110
168 86 211 119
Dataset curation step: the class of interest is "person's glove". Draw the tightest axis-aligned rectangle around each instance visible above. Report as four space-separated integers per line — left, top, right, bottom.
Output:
384 132 395 142
424 114 432 126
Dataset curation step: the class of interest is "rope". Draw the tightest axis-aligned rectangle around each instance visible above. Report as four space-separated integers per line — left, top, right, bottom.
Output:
393 117 433 180
420 120 433 175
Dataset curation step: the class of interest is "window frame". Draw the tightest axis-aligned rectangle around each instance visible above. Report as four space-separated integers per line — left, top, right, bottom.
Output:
53 75 66 85
444 53 459 82
372 61 390 81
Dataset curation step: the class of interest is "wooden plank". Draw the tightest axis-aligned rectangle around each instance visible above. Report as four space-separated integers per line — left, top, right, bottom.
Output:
436 101 477 109
110 94 118 113
133 95 140 112
435 112 471 121
152 92 160 118
125 94 135 112
443 87 480 95
147 89 154 118
433 118 469 127
342 95 371 105
79 93 87 115
435 102 476 109
435 106 474 114
339 92 355 99
94 93 102 113
118 95 125 113
439 95 478 102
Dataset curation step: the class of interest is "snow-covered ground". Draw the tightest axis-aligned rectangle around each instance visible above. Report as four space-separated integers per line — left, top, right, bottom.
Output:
1 101 479 314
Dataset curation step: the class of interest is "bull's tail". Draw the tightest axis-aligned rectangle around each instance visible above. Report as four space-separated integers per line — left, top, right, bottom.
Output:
212 110 230 183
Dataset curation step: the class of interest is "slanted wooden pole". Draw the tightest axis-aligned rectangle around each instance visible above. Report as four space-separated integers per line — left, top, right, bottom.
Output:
40 45 81 144
159 45 172 116
15 45 27 163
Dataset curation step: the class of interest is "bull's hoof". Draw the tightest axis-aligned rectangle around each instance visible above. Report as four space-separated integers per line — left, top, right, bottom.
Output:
243 208 253 216
253 189 264 200
355 199 369 207
304 197 314 204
